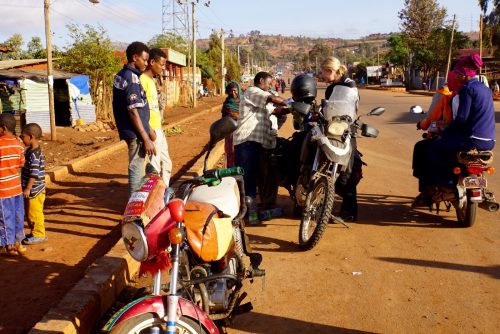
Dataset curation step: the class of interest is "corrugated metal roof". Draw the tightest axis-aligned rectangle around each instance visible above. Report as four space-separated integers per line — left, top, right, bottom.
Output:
0 59 52 70
0 68 77 82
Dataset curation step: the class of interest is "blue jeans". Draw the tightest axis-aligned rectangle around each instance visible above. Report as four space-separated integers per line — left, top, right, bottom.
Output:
0 194 25 246
234 141 263 199
126 138 146 195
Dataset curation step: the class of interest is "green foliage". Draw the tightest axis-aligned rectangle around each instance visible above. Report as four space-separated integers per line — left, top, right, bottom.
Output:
308 42 333 71
1 34 24 59
26 36 46 59
148 33 188 54
398 0 446 47
58 24 122 108
480 0 500 57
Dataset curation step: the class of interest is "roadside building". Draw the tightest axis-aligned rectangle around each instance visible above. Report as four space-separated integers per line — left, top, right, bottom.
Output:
0 59 96 133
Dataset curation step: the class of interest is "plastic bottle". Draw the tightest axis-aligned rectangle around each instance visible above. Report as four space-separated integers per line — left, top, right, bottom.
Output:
259 207 284 221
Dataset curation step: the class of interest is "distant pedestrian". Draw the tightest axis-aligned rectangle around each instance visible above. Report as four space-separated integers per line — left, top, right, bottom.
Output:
221 81 241 167
140 48 172 187
280 79 286 93
113 41 155 195
0 113 26 256
20 123 47 245
274 80 280 92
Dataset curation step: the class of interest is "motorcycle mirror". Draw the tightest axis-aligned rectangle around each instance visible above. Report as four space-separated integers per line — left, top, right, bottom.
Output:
409 105 423 114
209 116 238 148
361 123 379 138
291 101 311 116
367 107 385 116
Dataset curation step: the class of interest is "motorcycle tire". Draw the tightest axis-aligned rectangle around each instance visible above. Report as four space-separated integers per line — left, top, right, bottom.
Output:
455 197 477 227
109 313 209 334
299 176 335 250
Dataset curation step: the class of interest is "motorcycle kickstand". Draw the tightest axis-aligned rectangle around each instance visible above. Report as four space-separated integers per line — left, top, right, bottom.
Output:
330 215 350 228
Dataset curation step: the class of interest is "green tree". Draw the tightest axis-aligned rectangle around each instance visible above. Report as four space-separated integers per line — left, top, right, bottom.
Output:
478 0 500 57
26 36 46 59
2 33 24 59
308 42 332 72
398 0 447 88
58 24 122 119
148 33 188 54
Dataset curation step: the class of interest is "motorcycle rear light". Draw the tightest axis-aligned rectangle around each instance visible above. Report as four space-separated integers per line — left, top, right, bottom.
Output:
466 166 486 174
453 167 462 175
168 227 182 244
486 167 495 174
471 190 481 197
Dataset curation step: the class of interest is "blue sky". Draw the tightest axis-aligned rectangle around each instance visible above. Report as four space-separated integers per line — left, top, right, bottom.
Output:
0 0 485 48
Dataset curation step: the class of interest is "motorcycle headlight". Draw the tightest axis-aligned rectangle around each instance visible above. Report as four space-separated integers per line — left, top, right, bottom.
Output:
121 221 148 261
327 121 348 136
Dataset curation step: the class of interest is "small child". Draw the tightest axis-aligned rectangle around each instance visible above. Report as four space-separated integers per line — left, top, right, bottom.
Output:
20 123 47 245
0 113 26 256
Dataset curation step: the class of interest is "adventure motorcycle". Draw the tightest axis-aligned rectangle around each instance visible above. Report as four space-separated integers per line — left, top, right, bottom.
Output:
411 108 498 227
284 75 385 250
103 117 265 333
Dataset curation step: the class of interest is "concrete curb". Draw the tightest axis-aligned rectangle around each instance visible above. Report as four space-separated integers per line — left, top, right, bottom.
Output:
45 104 223 187
29 109 225 334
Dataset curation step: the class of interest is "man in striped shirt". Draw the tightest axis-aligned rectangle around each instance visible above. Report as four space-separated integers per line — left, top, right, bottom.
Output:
20 123 47 245
0 113 26 256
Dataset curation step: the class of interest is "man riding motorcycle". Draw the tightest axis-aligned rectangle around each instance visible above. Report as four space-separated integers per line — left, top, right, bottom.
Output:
426 53 496 202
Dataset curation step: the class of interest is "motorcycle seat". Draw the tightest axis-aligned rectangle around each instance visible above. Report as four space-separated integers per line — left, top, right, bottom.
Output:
189 177 241 219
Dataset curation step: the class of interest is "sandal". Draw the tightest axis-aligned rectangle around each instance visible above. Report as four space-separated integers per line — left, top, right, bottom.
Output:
14 242 27 254
5 245 19 257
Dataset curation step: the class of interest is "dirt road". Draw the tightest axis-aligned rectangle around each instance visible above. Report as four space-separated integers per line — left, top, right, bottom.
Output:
0 103 223 334
223 89 500 333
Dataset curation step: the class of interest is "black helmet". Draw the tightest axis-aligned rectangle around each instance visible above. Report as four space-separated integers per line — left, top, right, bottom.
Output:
291 74 317 104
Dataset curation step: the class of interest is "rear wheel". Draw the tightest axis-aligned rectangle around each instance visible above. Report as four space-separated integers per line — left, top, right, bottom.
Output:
299 176 335 250
110 313 208 334
455 194 477 227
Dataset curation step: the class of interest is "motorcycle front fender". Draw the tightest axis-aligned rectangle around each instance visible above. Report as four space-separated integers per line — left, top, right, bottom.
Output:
102 295 219 333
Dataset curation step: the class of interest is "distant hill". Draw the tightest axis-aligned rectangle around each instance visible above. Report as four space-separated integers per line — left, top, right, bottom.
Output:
197 32 395 55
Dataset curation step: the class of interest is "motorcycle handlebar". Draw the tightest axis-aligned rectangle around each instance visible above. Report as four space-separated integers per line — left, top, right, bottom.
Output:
202 167 244 180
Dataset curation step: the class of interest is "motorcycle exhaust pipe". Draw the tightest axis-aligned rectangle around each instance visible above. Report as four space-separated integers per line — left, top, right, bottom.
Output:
479 200 500 212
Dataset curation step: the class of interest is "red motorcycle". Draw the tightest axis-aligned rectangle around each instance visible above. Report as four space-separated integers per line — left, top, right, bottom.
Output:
102 117 265 333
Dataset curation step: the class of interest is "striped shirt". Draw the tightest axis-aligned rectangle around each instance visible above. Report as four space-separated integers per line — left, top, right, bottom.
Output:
22 146 46 198
0 135 25 198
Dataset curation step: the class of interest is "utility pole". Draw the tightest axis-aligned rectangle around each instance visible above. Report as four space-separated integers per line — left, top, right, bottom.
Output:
191 1 196 107
44 0 56 140
221 29 225 94
445 14 456 81
479 14 483 73
237 44 240 65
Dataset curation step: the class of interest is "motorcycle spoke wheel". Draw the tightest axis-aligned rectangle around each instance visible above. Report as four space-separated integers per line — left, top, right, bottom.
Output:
299 176 335 250
109 313 208 334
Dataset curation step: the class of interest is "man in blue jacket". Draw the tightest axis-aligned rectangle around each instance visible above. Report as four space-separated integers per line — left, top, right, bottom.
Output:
427 54 496 200
113 42 156 195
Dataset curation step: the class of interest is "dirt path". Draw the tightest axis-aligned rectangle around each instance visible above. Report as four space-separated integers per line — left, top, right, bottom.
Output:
0 100 223 334
224 89 500 334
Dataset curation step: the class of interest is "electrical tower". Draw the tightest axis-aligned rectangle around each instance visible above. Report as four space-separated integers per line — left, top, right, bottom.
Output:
162 0 190 44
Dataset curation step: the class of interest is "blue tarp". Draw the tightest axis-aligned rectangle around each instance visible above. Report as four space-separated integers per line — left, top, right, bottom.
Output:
68 75 90 95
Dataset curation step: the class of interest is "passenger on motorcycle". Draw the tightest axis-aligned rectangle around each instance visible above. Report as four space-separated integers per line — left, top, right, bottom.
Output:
321 56 361 221
233 71 291 224
412 68 464 207
427 53 496 202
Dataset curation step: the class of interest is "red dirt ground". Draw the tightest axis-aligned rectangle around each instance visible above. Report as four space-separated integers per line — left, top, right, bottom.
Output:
0 96 224 334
